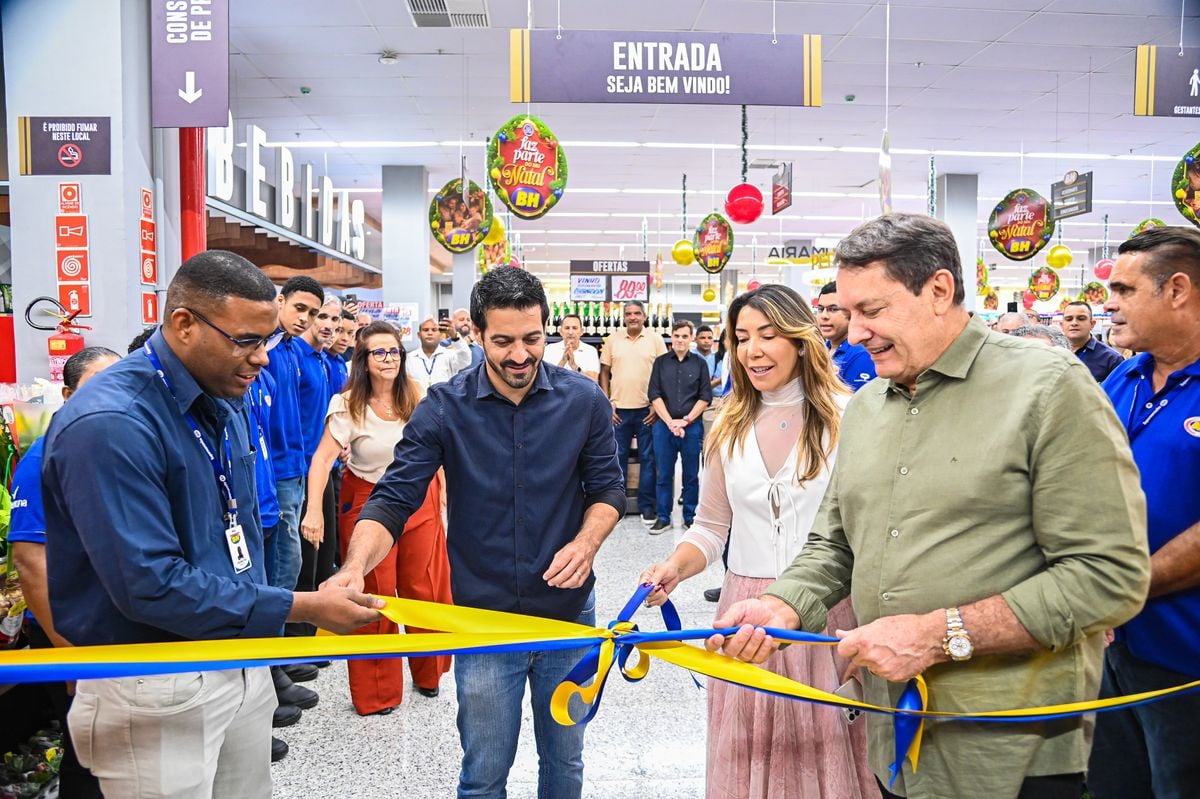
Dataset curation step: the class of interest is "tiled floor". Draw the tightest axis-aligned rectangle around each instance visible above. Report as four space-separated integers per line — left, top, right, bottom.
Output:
272 512 724 798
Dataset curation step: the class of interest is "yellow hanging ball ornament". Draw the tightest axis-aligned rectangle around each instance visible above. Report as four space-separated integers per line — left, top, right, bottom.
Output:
672 239 696 266
702 286 717 302
483 217 506 246
1045 244 1073 269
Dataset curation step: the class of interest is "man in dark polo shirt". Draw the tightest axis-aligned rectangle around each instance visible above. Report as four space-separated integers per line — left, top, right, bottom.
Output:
41 251 382 797
1090 226 1200 797
647 319 712 533
328 266 624 799
1061 300 1124 381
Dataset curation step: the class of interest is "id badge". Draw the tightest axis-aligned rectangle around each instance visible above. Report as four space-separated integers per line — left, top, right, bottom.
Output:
225 523 252 573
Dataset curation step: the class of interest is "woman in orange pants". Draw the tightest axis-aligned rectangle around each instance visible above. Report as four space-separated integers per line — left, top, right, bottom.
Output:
303 321 453 715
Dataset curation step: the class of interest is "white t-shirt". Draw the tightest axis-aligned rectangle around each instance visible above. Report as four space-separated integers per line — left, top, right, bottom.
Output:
406 339 471 389
325 392 415 483
543 340 600 375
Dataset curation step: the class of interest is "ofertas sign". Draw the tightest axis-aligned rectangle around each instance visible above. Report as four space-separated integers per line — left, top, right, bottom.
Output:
510 30 822 107
568 260 651 301
151 0 230 127
1134 46 1200 118
17 117 112 176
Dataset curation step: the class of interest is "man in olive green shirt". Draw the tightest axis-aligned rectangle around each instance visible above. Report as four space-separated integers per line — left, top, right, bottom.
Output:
708 214 1150 799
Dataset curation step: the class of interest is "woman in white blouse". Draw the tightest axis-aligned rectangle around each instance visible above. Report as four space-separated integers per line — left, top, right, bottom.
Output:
302 321 452 716
641 285 876 799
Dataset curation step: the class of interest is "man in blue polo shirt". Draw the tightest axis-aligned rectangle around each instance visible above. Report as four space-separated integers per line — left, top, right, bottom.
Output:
1089 226 1200 797
816 281 876 391
41 251 382 798
328 267 624 799
1061 301 1124 381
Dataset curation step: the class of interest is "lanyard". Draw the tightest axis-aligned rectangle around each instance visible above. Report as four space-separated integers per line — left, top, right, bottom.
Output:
143 344 239 524
1126 373 1192 442
420 352 440 377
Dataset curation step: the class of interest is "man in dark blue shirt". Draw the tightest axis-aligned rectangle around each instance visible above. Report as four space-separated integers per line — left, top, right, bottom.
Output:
41 251 382 797
328 267 624 799
647 319 712 532
1060 301 1124 381
1089 227 1200 798
816 281 877 391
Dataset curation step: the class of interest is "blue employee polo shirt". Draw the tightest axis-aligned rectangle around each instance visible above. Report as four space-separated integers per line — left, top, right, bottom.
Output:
829 339 877 391
358 363 625 622
1103 352 1200 677
264 337 307 480
323 349 348 397
41 331 292 646
8 437 47 627
247 370 280 530
1075 337 1125 382
294 336 330 463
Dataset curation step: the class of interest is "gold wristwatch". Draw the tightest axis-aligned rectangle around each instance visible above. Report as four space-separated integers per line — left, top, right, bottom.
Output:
942 607 973 662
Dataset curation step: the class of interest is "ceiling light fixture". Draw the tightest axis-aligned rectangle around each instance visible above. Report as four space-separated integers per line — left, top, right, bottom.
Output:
378 50 400 65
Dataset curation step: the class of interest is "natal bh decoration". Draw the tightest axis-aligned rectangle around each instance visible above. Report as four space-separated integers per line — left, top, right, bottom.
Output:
1028 266 1060 302
1171 140 1200 228
693 213 735 274
988 188 1054 261
430 178 492 254
1129 218 1166 238
488 115 568 220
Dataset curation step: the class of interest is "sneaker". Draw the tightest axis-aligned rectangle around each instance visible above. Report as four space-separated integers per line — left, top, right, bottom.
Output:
640 512 656 525
649 519 672 534
271 736 289 762
703 587 722 603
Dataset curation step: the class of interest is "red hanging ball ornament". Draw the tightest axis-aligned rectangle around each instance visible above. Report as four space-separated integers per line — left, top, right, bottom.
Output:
1022 290 1036 309
724 183 764 225
1094 259 1114 281
746 278 762 291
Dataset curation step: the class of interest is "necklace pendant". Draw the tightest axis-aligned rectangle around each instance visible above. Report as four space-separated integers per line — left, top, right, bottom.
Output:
780 420 788 430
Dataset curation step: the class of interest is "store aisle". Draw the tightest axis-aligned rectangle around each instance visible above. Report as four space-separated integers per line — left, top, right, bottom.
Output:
272 512 723 799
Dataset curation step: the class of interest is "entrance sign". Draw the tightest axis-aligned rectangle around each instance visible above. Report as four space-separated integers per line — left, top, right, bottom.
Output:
1134 45 1200 118
151 0 230 127
17 117 112 176
510 30 823 107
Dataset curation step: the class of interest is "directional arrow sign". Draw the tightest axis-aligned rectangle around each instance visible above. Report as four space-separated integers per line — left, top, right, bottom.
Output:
178 71 203 104
150 0 229 128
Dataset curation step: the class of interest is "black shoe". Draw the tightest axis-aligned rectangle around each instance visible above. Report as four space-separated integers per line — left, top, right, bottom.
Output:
313 660 332 668
271 736 289 762
649 519 672 534
703 587 722 603
640 512 655 525
273 703 301 728
683 519 694 528
366 706 396 716
283 663 319 682
272 666 319 709
415 685 440 698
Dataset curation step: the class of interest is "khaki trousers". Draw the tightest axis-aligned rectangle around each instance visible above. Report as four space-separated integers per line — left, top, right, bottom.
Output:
69 667 276 798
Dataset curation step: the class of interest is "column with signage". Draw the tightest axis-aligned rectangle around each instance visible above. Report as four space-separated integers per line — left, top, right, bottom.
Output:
935 173 979 313
3 0 158 382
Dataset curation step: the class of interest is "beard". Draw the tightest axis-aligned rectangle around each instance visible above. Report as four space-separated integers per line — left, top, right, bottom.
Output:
487 353 539 389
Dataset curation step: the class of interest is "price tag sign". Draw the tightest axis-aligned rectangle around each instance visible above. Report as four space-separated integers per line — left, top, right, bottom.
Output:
570 274 607 301
611 274 649 302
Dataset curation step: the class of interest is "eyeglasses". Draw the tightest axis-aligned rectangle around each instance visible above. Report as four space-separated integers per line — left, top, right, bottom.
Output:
179 308 283 354
814 304 844 315
369 347 403 362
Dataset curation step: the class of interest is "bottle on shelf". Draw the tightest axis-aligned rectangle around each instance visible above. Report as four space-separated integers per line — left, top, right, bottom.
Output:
664 303 673 334
648 303 659 332
550 301 560 334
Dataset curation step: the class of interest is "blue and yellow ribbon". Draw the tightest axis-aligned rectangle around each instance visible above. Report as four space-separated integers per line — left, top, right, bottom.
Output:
3 585 1199 785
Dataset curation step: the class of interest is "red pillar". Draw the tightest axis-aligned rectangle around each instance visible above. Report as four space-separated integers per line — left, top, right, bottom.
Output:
179 127 207 261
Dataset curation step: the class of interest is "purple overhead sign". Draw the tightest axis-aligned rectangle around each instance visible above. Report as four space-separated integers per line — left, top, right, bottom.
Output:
150 0 230 128
510 30 823 107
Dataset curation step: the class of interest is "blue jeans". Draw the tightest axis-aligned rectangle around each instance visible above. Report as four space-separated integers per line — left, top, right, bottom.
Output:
269 476 304 591
652 420 702 523
454 594 596 799
613 407 655 516
1088 641 1200 798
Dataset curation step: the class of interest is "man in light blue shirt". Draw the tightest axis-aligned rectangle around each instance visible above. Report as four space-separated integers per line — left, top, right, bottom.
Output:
816 281 876 391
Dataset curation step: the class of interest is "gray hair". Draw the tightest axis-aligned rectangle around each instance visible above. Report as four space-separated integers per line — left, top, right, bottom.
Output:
1011 324 1071 349
835 213 964 305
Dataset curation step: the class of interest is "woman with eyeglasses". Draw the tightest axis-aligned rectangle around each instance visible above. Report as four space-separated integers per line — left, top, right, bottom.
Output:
640 285 875 799
301 321 452 715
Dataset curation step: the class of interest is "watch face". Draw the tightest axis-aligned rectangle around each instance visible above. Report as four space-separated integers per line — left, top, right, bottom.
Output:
948 635 973 659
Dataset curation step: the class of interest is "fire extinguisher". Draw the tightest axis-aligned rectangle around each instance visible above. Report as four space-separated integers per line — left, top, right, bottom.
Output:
24 296 93 382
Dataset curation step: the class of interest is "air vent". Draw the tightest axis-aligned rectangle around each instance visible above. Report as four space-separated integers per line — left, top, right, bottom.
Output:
407 0 490 28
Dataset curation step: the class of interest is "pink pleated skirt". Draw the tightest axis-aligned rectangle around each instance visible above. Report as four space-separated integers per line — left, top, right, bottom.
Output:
706 573 880 799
